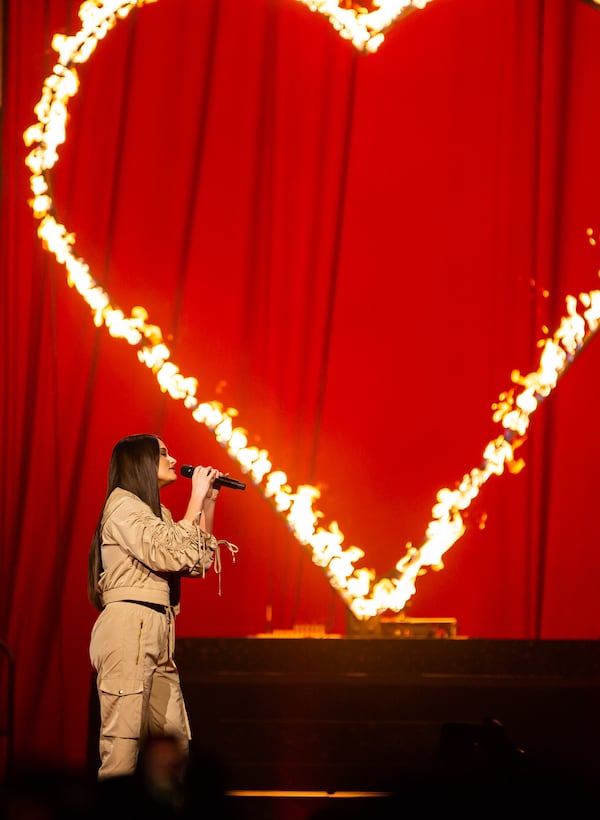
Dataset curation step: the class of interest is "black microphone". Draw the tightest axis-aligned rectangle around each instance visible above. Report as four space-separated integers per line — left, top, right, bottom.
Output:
180 465 246 490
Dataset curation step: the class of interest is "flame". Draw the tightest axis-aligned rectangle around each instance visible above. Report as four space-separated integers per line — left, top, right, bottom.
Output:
24 0 600 621
297 0 436 53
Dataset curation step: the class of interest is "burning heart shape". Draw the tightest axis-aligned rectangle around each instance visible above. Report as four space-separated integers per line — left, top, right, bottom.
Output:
24 0 600 621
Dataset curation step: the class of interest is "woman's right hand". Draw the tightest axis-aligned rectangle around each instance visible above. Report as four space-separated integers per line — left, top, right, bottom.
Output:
183 465 224 525
191 465 217 501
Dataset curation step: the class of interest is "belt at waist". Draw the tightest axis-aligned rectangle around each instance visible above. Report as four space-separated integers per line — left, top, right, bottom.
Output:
122 599 168 614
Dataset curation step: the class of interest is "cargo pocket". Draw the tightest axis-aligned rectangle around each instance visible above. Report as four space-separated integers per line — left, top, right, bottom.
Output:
98 676 144 739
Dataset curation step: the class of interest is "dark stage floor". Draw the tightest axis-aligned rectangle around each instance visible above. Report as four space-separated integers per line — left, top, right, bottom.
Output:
85 636 600 819
175 637 600 796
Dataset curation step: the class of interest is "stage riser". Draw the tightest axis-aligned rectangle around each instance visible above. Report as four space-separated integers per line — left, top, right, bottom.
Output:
173 639 600 792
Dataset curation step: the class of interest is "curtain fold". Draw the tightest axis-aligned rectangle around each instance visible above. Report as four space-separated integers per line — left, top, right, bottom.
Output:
2 0 600 769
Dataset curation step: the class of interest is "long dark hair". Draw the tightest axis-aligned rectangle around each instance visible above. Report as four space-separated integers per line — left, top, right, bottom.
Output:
87 434 163 610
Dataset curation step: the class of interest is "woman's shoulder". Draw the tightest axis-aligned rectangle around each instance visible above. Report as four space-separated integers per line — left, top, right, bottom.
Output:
105 489 173 523
105 487 147 514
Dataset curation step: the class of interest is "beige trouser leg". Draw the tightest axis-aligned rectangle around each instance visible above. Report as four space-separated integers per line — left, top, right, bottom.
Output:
90 602 190 780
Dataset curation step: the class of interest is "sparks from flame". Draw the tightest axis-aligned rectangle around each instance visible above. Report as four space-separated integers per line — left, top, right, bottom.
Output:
24 0 600 621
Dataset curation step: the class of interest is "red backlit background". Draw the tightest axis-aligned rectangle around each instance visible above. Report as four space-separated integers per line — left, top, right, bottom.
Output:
2 0 600 770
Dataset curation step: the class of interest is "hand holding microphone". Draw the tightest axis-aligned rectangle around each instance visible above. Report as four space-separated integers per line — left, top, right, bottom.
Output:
180 464 246 490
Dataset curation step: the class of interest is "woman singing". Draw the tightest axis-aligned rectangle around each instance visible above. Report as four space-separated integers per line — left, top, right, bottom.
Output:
88 433 234 780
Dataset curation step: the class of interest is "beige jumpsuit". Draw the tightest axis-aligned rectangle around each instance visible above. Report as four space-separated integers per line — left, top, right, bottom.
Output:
89 487 216 780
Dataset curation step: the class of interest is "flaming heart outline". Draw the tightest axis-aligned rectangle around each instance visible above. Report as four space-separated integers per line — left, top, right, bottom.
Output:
23 0 600 621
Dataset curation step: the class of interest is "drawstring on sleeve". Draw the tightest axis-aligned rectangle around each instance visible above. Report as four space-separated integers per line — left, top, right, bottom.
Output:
195 517 239 595
212 540 239 596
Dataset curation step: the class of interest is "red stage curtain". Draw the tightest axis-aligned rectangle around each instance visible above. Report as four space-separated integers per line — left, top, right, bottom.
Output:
2 0 600 769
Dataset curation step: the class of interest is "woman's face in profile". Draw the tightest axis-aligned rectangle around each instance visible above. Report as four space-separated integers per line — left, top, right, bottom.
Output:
157 439 177 488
